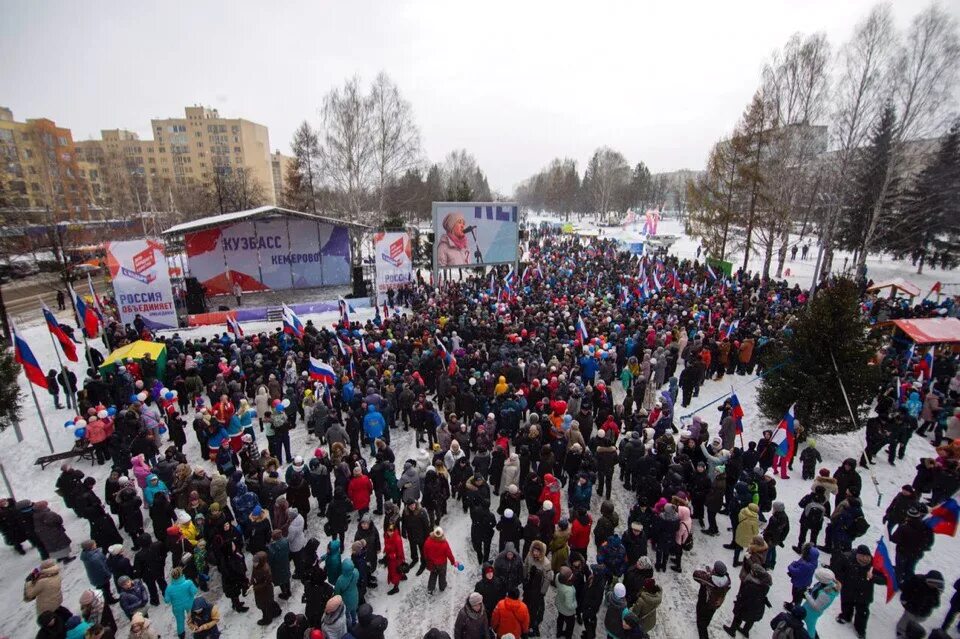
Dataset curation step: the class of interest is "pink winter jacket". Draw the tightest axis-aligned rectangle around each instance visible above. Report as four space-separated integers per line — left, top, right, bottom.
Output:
676 505 692 545
131 455 152 489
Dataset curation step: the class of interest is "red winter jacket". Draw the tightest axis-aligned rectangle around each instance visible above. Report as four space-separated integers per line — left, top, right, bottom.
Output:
538 476 562 524
347 475 374 511
570 515 592 550
423 533 456 569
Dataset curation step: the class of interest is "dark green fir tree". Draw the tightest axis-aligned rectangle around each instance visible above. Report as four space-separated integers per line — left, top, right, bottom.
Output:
758 278 882 433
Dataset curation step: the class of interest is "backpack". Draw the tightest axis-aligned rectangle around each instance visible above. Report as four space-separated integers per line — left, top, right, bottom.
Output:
849 514 869 539
681 522 694 551
771 620 798 639
804 502 825 528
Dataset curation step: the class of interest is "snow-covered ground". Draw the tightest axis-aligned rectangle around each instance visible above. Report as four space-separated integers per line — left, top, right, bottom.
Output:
2 217 957 639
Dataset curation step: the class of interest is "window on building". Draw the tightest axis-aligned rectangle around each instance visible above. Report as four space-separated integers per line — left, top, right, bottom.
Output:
234 146 241 153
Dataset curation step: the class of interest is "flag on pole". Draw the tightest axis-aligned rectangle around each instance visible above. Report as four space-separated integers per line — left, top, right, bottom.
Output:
872 538 899 602
705 263 717 280
925 498 960 536
226 315 244 338
576 314 589 343
69 284 100 338
308 357 337 385
336 334 352 358
770 404 797 460
652 270 662 293
729 391 744 435
488 271 496 295
87 274 105 322
927 281 942 298
726 319 739 338
12 323 48 389
42 304 78 362
338 297 350 326
921 346 935 380
281 304 304 338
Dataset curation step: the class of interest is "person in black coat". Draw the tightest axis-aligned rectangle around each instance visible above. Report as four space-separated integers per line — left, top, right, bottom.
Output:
832 545 886 637
116 487 144 546
133 533 168 606
474 563 505 622
302 541 334 627
496 509 522 553
351 602 389 639
761 502 789 570
220 539 251 611
723 562 773 636
148 491 175 542
898 570 945 635
401 500 431 570
276 611 308 639
884 485 918 536
891 507 935 584
0 497 28 555
833 458 862 509
470 504 497 564
324 487 353 546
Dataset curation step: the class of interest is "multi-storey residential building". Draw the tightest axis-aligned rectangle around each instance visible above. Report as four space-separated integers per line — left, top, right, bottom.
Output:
0 106 95 223
271 150 295 205
75 105 277 215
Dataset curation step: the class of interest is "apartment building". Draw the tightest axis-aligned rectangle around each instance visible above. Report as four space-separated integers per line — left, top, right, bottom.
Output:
75 105 278 214
271 149 295 204
0 106 94 222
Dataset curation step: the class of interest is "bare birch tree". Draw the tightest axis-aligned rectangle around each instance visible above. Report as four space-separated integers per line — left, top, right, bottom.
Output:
369 72 421 216
319 76 375 225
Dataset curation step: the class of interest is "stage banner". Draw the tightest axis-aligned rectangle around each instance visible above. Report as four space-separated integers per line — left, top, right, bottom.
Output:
254 218 293 290
221 221 267 293
374 231 413 303
433 202 518 269
319 222 351 286
287 218 325 288
105 239 178 330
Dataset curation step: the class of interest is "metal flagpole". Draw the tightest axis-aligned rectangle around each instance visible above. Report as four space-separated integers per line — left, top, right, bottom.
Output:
68 283 94 368
39 297 77 411
9 315 56 454
0 461 14 500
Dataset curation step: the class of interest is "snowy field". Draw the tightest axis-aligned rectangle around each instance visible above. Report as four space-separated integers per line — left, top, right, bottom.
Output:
2 216 958 639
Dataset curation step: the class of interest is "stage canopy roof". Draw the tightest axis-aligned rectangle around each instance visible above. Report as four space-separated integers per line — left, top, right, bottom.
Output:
891 317 960 345
867 277 922 298
162 206 370 237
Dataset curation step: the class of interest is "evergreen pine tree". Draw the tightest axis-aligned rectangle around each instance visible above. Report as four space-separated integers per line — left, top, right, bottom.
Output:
837 103 899 264
758 278 882 433
0 349 22 432
883 121 960 272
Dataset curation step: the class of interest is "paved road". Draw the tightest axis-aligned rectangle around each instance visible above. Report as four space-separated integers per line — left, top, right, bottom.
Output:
2 272 112 326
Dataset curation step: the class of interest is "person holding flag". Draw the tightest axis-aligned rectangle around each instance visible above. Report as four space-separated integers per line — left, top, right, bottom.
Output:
282 304 304 339
68 283 100 340
226 315 244 338
832 543 890 638
770 404 797 479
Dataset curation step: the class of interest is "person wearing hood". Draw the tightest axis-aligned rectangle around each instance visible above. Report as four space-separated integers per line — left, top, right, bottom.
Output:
491 587 530 638
494 542 524 593
761 501 789 570
786 543 820 606
362 404 386 456
500 453 521 495
768 605 809 639
723 561 773 637
475 563 506 622
186 595 221 638
538 474 562 524
897 569 945 638
128 611 160 639
523 539 552 636
399 460 423 504
423 526 458 594
651 504 679 573
693 561 731 639
325 487 354 546
630 577 662 634
321 595 349 639
334 556 360 626
801 567 840 639
164 566 199 638
64 615 92 639
455 592 490 639
731 503 760 567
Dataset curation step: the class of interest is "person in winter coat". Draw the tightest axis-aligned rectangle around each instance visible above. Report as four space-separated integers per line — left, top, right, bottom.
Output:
500 454 521 495
351 602 389 639
538 474 562 524
80 540 116 603
33 501 73 562
455 592 490 639
402 500 432 571
761 501 790 569
251 551 282 626
833 544 886 638
800 567 839 639
491 588 530 639
554 567 578 639
892 505 935 583
787 543 820 605
475 563 506 623
164 567 199 638
496 508 523 553
325 487 354 546
884 484 918 536
693 561 731 639
186 595 221 639
603 582 628 639
276 612 309 639
799 440 822 480
347 467 375 518
723 561 773 637
383 522 405 595
64 615 92 639
630 578 662 634
651 504 680 573
470 504 497 564
267 530 292 600
598 533 628 579
321 595 349 639
897 570 945 638
833 459 862 509
768 606 810 639
219 539 249 612
594 500 620 551
334 557 361 626
117 576 150 619
23 559 64 616
493 541 524 593
424 526 458 594
523 539 553 636
128 611 160 639
731 503 760 566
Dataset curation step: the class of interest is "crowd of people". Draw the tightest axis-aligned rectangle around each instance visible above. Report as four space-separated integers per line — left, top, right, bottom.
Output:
3 230 960 639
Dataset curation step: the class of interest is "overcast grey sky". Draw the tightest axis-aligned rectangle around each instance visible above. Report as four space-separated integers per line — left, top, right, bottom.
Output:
2 0 953 193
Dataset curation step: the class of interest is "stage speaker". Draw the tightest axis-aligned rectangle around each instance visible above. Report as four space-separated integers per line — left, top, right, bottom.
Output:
185 293 208 315
352 267 367 297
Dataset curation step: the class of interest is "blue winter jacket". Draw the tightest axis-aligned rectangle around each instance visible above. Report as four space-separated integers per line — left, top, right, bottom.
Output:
787 546 820 589
363 405 386 440
80 547 112 587
143 474 169 507
323 539 343 584
231 482 260 523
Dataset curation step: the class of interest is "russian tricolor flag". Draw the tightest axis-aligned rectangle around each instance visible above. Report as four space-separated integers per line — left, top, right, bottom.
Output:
705 263 717 280
13 323 48 389
336 334 352 358
338 297 351 326
652 270 663 293
576 315 589 342
726 319 739 338
87 274 105 322
925 497 960 536
282 304 304 338
872 538 899 602
922 346 935 380
729 391 744 435
42 304 78 362
226 315 243 338
770 404 797 460
308 356 336 385
69 283 100 338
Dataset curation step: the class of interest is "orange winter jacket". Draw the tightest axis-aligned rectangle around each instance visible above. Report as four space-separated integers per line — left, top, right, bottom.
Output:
491 596 530 638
